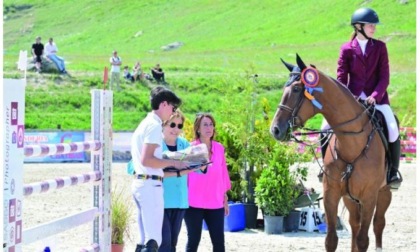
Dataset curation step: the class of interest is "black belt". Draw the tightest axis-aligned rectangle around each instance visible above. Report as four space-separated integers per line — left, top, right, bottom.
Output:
135 174 163 182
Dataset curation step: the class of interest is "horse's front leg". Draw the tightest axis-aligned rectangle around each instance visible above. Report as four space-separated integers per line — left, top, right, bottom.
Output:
356 196 378 252
323 184 341 251
373 187 392 251
343 197 361 252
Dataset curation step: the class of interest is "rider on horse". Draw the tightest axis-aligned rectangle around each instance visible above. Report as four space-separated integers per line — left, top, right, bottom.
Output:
320 8 402 187
321 7 402 188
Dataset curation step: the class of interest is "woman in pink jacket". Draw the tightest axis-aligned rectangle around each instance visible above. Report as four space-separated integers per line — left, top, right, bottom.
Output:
184 113 231 252
336 7 401 188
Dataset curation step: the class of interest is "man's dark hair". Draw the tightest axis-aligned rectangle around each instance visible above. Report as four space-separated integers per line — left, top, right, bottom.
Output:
150 86 182 110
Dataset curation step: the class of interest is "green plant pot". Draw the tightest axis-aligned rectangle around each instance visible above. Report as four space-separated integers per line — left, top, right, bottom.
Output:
264 215 284 234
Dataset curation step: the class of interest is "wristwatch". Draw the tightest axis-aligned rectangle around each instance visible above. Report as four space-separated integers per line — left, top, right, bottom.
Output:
176 170 181 177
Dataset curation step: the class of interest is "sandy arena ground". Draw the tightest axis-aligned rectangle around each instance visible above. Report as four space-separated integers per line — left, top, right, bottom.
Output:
21 162 416 252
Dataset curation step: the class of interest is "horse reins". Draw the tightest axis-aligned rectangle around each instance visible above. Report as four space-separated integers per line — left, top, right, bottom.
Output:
279 75 381 203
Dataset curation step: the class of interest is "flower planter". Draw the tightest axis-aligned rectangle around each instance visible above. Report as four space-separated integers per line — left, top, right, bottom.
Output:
243 203 258 229
264 215 284 234
283 210 300 232
111 244 124 252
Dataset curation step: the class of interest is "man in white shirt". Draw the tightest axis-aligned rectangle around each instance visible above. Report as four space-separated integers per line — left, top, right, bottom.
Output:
109 50 122 90
131 86 189 252
45 38 67 74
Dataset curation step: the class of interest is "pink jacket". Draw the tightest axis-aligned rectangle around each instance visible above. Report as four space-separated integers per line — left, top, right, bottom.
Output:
337 38 390 105
188 140 231 209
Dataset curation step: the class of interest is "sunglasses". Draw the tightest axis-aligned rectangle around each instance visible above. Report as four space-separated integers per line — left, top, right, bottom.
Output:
169 122 183 129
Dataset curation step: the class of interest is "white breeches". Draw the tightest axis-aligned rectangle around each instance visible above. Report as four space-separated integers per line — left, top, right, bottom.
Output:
359 92 399 142
132 179 164 246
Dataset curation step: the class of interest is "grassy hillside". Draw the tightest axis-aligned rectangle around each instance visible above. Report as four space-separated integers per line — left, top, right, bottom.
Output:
3 0 416 130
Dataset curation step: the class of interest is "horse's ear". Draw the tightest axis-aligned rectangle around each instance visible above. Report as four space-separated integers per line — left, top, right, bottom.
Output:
296 54 307 70
281 58 295 72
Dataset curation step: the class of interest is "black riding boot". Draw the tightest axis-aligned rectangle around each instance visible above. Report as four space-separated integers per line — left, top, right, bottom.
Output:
388 137 402 188
135 244 145 252
141 239 158 252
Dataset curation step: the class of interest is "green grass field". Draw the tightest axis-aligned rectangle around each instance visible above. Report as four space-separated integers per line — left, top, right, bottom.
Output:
3 0 416 130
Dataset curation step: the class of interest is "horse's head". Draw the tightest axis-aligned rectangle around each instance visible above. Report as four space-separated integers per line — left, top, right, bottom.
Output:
270 54 321 141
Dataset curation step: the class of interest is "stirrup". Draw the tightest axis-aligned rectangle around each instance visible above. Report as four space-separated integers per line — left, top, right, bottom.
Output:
387 171 402 190
388 179 401 190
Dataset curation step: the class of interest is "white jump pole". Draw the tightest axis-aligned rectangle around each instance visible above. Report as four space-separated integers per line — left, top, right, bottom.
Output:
2 81 113 251
91 89 113 251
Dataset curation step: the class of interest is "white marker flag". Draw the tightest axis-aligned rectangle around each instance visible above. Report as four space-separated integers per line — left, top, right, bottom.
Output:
17 50 27 71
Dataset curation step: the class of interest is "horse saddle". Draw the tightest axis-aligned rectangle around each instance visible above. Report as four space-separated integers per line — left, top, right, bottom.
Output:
362 101 399 174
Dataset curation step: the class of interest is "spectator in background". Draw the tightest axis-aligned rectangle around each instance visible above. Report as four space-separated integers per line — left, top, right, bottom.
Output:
123 66 134 82
109 50 122 90
151 63 166 83
184 113 231 252
133 61 144 81
31 36 44 73
45 37 67 74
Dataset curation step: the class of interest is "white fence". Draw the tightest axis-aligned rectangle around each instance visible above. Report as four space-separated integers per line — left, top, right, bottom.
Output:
3 79 113 252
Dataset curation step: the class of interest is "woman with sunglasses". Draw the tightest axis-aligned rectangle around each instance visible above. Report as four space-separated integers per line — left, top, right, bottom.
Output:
184 113 231 252
160 110 202 252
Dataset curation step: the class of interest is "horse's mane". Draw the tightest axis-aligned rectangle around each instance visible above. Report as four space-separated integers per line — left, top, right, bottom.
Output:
319 70 358 102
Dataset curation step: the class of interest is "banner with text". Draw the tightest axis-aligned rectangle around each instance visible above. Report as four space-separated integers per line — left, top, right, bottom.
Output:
24 132 86 162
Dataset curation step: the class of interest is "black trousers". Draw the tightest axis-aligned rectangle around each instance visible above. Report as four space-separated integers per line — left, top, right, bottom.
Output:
184 207 225 252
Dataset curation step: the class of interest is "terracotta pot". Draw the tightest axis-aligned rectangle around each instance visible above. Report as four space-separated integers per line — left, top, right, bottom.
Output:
111 244 124 252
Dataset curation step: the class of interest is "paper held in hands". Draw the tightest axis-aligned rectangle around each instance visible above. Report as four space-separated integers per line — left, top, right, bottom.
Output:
163 143 209 163
163 143 210 171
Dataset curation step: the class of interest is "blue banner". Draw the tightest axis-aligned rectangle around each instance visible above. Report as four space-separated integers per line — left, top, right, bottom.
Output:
24 132 87 163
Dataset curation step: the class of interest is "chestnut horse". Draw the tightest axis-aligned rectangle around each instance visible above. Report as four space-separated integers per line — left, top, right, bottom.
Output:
270 54 392 252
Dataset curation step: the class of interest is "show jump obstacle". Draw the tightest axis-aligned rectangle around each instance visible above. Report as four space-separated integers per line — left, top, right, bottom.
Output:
3 79 113 252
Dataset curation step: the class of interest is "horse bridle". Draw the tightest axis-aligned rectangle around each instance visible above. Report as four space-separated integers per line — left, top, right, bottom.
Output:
279 73 371 137
277 71 307 130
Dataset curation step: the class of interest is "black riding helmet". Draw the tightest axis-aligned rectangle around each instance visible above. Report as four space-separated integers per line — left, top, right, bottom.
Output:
351 8 380 39
351 7 380 25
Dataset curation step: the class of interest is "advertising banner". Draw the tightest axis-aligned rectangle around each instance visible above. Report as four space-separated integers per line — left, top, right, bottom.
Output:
24 132 86 162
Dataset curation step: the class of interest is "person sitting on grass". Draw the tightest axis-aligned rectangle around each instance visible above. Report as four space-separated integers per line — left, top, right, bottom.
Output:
123 66 134 82
133 61 144 81
151 63 166 83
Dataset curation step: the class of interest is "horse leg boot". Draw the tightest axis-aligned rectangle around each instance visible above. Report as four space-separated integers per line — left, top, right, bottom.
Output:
141 240 158 252
388 137 402 188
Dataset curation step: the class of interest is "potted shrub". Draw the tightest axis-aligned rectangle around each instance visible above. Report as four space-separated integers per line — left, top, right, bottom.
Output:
111 186 132 252
218 98 275 228
254 143 309 234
